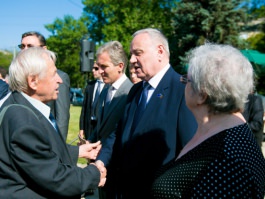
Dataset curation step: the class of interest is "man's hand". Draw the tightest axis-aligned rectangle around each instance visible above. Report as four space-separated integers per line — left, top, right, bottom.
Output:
79 141 101 159
91 161 107 187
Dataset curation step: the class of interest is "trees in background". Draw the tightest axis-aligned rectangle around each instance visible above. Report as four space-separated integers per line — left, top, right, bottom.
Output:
41 0 264 93
45 16 90 87
169 0 248 72
0 51 12 70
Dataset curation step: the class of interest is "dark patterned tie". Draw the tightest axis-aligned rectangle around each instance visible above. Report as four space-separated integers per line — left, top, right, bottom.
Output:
102 85 113 120
91 80 102 120
93 80 102 107
105 85 113 107
131 82 151 132
49 112 59 133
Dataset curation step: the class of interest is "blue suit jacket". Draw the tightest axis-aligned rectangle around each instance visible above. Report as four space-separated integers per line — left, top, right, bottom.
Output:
0 79 9 100
110 67 197 198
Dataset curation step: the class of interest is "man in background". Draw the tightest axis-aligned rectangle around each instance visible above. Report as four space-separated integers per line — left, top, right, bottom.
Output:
19 31 70 141
129 63 141 84
243 92 264 148
80 62 105 140
0 66 10 100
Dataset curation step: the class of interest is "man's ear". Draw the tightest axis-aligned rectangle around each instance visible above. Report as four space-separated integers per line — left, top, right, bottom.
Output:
27 75 38 90
198 92 207 105
118 62 124 73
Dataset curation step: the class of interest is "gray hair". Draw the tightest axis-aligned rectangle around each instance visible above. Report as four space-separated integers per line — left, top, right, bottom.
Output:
133 28 170 57
96 41 128 73
187 43 254 113
9 47 56 92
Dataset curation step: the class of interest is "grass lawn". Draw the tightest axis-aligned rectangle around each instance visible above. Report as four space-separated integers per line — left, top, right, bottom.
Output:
66 105 87 165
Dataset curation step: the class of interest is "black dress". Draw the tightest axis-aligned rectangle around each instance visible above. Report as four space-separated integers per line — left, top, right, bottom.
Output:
152 124 265 198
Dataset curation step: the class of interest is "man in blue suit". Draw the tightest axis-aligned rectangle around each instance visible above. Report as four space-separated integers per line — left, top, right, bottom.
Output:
104 28 197 199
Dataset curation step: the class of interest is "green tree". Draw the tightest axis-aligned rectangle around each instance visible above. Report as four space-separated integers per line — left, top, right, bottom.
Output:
45 16 90 88
0 51 13 69
171 0 248 72
246 5 265 53
245 4 265 94
82 0 175 56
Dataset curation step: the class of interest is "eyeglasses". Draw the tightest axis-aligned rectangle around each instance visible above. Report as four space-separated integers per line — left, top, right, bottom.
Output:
18 44 44 49
93 67 99 71
180 74 192 84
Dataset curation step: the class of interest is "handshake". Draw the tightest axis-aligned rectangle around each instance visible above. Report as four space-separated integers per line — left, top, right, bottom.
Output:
78 135 107 187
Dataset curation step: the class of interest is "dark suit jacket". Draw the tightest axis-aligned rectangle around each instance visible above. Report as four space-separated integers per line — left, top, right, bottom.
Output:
0 79 9 100
79 79 97 139
243 93 264 147
110 67 197 198
90 77 133 165
0 91 100 199
47 69 70 141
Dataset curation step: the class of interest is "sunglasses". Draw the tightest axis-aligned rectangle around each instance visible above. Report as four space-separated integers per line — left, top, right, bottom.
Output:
18 44 44 49
180 74 192 84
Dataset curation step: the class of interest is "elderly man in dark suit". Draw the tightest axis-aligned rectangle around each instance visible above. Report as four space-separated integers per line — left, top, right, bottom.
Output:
0 47 106 198
103 28 197 199
19 31 70 141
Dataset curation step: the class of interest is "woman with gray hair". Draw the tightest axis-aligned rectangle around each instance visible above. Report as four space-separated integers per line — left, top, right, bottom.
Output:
152 43 265 198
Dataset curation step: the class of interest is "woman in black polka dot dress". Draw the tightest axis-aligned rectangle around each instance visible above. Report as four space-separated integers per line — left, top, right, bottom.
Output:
151 43 265 199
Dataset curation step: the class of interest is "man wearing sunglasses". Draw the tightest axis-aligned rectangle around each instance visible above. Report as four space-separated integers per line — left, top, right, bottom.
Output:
79 62 105 140
18 31 71 141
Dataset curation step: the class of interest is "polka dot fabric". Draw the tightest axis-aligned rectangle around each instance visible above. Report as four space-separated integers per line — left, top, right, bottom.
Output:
151 123 265 198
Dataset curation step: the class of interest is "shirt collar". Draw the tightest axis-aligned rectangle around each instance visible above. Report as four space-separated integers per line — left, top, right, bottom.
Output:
148 63 170 89
111 73 127 90
21 92 51 120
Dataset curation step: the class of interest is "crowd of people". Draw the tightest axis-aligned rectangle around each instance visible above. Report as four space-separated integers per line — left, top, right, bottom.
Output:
0 28 264 199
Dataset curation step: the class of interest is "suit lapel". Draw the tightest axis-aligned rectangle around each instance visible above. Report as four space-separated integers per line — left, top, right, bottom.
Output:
130 67 172 134
100 78 130 127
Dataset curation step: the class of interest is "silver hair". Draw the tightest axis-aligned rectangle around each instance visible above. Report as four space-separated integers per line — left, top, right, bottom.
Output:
96 41 128 73
9 47 56 92
132 28 170 57
187 43 254 113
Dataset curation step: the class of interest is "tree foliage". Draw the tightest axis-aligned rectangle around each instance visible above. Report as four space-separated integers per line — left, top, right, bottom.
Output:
0 51 13 69
170 0 248 72
82 0 175 56
43 0 265 92
45 15 90 87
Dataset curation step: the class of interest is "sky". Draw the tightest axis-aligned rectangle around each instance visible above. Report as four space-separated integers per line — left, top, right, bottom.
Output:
0 0 84 51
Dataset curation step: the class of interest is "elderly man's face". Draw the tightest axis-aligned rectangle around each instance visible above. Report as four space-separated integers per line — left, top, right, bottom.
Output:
34 54 62 103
